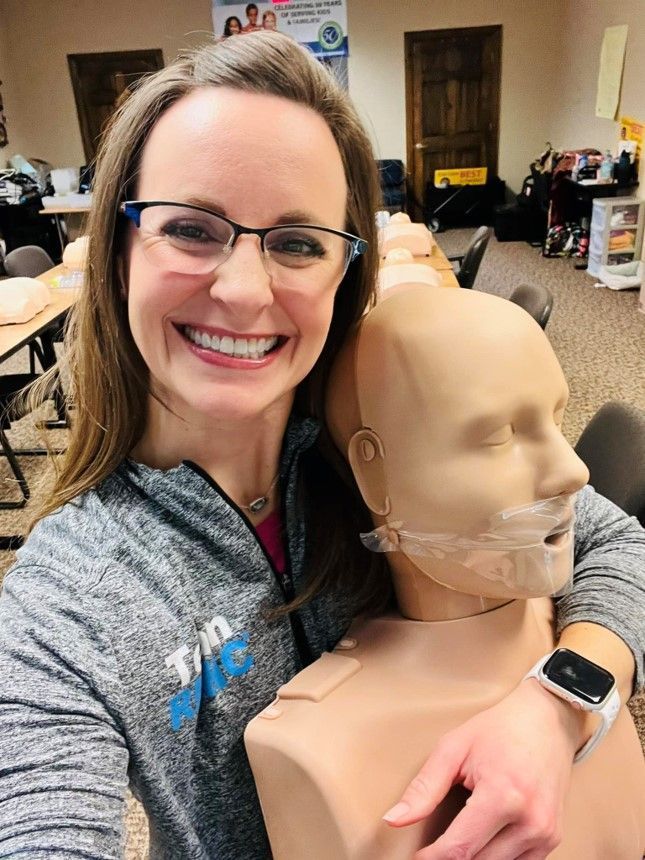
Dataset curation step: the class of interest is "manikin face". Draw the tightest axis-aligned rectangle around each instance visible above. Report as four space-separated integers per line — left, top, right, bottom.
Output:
124 87 347 428
353 289 589 599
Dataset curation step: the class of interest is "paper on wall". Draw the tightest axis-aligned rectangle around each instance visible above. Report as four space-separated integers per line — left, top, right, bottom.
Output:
596 25 628 120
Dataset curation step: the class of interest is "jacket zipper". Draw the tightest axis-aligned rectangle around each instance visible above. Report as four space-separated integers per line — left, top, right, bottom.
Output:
183 460 312 667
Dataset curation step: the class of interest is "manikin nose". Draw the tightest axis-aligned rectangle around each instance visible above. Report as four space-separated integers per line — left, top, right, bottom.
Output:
538 432 590 499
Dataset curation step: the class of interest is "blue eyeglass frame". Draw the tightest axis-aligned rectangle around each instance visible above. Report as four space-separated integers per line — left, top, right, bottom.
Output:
119 200 369 264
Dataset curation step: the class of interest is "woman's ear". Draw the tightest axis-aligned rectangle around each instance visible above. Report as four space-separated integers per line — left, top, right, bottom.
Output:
347 428 391 516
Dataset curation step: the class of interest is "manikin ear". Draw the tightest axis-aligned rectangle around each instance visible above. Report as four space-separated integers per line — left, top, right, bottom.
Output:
347 428 391 517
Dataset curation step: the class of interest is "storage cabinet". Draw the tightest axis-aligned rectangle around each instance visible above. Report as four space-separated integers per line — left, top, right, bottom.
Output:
587 197 644 277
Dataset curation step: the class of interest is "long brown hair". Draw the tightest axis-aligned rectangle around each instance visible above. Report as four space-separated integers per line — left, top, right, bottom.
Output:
32 33 381 529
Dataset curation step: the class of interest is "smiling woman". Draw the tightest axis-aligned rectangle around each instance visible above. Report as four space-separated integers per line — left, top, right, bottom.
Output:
0 29 643 860
123 86 357 454
0 33 383 860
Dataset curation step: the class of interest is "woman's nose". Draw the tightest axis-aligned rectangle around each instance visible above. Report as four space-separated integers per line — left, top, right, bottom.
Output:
538 430 590 499
208 236 274 313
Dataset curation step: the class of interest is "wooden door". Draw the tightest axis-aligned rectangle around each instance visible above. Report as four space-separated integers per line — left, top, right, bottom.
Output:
68 50 164 162
405 26 502 219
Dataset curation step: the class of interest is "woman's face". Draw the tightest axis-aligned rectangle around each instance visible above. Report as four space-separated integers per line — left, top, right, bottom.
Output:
227 18 241 35
124 87 348 426
263 13 277 30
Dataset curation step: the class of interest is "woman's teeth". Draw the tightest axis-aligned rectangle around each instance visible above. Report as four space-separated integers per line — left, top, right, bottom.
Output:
183 326 278 359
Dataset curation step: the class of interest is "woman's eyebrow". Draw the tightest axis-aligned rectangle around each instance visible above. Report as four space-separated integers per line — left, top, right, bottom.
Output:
184 196 227 215
273 209 322 225
179 199 324 226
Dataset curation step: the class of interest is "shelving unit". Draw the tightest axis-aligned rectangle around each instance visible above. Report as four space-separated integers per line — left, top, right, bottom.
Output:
588 197 644 277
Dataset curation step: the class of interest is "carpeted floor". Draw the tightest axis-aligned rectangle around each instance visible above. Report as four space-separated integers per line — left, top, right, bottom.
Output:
0 229 643 857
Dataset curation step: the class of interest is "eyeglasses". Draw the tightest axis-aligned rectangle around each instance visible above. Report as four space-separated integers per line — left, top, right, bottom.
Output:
119 200 368 285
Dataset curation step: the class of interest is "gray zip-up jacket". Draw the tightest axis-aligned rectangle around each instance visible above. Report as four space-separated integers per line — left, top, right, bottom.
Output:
0 416 643 859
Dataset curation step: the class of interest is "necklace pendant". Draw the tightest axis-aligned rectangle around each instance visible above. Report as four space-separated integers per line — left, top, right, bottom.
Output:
248 496 268 514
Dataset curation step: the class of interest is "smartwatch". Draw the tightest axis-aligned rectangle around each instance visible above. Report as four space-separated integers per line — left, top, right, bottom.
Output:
523 647 620 764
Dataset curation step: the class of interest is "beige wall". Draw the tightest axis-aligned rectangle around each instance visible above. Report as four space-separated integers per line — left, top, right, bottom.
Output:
0 0 212 166
546 0 645 200
347 0 564 192
1 0 644 195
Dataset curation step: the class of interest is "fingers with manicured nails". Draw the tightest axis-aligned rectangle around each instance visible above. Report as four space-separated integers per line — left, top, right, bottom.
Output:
383 739 465 827
412 783 516 859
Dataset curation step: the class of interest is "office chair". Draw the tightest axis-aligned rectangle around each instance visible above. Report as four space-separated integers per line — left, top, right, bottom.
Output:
0 202 61 262
4 244 55 279
574 401 645 527
376 159 407 214
508 284 554 329
447 226 491 289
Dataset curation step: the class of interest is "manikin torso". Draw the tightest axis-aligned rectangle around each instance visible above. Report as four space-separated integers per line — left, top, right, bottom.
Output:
244 288 645 859
246 600 645 859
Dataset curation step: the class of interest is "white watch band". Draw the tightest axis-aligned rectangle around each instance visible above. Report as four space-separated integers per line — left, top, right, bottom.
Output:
523 651 620 764
571 686 621 762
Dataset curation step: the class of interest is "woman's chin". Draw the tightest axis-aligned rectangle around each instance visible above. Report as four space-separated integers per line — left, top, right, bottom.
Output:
179 390 295 428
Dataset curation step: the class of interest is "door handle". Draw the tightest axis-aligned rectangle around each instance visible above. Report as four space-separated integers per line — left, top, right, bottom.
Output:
415 142 428 150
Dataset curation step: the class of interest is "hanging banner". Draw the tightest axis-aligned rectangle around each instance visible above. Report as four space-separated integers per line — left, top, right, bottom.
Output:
434 167 488 187
212 1 348 57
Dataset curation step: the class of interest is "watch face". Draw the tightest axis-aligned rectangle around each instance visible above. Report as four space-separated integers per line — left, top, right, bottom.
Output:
543 648 615 705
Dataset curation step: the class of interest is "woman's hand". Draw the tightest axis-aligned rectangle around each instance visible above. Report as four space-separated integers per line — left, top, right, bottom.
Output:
383 679 586 859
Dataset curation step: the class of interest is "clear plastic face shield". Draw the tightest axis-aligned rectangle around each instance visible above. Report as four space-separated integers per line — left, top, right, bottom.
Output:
360 493 578 598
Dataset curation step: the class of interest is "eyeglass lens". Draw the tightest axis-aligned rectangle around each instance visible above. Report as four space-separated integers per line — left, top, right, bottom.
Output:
136 204 352 281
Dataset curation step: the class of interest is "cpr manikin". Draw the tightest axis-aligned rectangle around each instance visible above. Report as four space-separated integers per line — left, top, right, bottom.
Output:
378 248 443 297
378 212 436 257
245 288 645 859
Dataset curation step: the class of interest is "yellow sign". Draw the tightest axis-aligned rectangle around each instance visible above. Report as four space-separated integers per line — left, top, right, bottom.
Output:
434 167 488 187
618 115 643 161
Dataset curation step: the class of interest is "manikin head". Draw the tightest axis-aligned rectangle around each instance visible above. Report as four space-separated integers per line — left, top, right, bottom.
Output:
325 287 589 609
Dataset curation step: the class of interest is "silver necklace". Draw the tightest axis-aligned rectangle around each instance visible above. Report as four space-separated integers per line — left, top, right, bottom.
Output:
240 473 280 514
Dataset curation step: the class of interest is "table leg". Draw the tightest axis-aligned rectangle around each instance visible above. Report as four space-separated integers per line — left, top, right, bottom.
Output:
53 213 65 254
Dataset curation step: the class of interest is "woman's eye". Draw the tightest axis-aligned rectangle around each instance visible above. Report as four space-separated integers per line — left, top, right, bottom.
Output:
269 234 326 258
162 221 221 244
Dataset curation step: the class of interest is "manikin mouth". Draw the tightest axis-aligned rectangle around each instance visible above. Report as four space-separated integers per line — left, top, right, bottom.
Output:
543 516 573 547
179 324 287 360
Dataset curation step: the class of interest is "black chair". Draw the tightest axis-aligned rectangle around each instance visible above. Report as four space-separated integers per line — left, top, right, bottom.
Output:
447 226 491 289
376 159 406 214
4 244 54 278
508 284 554 329
574 401 645 527
0 201 62 262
